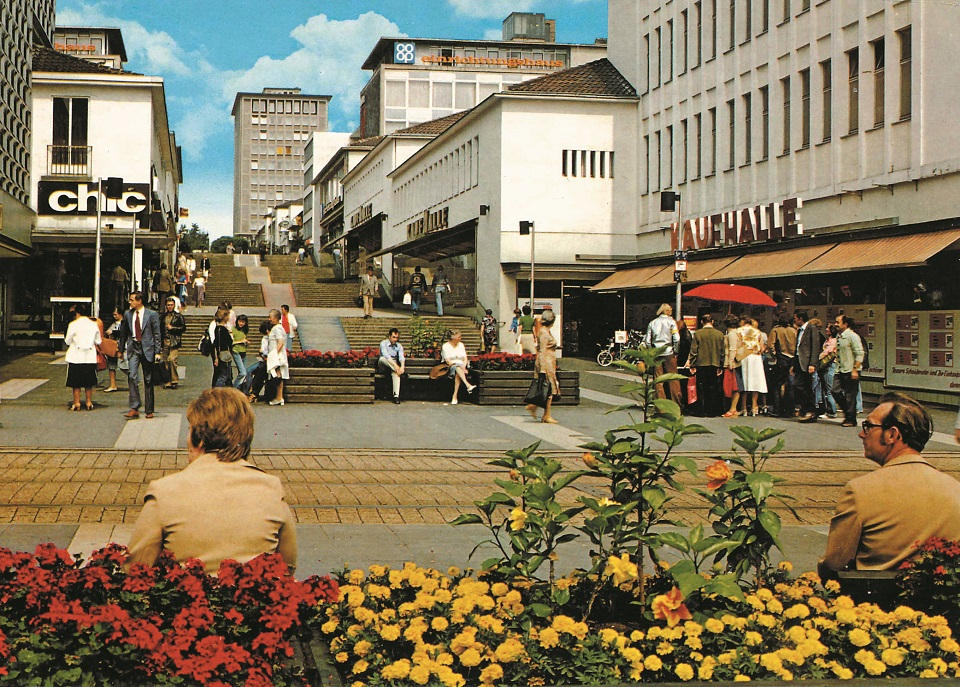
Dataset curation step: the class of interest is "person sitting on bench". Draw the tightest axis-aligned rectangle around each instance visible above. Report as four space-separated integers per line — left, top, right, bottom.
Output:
378 327 405 404
441 330 476 405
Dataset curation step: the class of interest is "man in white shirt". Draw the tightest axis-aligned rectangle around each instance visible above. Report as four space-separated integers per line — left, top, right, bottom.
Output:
644 303 682 402
280 304 298 352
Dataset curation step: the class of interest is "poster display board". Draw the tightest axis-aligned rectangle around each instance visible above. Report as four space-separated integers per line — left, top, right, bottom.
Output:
806 304 886 379
885 310 960 392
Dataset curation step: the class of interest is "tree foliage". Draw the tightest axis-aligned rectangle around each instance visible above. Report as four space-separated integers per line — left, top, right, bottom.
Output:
177 223 209 252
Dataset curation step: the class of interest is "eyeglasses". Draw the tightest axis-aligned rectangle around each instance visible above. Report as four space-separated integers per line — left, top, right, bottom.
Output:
860 420 887 433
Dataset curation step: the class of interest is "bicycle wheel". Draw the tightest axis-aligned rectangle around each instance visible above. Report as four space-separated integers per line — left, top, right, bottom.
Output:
597 349 613 367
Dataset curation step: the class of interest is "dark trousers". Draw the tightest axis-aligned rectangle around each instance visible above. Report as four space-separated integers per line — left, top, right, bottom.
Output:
695 365 723 416
770 356 795 416
126 342 155 414
832 372 860 423
211 359 233 387
794 367 817 414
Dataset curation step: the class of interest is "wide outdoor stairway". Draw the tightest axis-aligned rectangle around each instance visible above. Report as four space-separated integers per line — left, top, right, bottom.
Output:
179 314 301 355
262 254 357 308
340 315 482 352
202 254 264 307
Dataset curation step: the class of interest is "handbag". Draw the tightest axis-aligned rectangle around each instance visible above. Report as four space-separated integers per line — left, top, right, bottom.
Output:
686 374 698 404
402 291 412 305
153 361 171 385
429 363 450 380
722 368 737 397
523 373 552 408
98 338 119 358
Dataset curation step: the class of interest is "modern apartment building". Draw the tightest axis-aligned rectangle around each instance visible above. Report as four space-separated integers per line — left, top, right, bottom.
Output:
357 12 607 137
231 88 331 241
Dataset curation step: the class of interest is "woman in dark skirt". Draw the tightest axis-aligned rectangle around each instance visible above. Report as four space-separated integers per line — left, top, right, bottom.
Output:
64 303 102 411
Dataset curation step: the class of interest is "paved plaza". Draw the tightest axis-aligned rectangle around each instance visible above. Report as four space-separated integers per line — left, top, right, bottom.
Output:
2 340 960 577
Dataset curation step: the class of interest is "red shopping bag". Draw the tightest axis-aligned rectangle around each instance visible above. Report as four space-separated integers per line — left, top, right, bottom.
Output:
722 369 737 397
686 374 698 404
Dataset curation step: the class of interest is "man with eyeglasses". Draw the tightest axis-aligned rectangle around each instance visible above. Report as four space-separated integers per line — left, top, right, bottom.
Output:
818 392 960 578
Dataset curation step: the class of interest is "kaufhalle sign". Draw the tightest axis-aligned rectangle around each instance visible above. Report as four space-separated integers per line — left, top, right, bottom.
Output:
37 181 150 216
669 197 802 251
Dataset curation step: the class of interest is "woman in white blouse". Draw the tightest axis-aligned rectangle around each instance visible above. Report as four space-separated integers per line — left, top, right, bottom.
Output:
64 303 102 411
441 330 476 405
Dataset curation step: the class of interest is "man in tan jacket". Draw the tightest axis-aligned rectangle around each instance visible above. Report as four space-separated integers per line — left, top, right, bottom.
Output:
126 388 297 574
819 392 960 578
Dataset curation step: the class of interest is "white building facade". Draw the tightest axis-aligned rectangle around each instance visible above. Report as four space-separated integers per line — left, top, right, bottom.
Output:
301 131 352 252
602 0 960 402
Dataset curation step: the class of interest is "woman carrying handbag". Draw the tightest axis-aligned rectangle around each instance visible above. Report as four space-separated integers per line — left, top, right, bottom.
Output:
525 309 560 423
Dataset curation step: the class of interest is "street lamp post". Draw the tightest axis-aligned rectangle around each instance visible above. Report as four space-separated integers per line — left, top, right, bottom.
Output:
661 191 684 318
93 178 103 318
519 220 535 311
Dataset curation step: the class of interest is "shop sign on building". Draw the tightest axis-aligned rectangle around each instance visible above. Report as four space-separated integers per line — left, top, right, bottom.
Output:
420 55 564 69
407 206 449 240
670 198 802 251
885 310 960 393
350 203 373 229
37 181 149 216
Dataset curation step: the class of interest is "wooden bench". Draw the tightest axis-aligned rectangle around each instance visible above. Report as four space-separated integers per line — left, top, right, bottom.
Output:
374 357 474 402
836 570 899 609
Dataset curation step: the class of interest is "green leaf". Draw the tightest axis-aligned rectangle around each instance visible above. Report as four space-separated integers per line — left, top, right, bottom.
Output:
746 472 774 501
556 533 579 544
529 603 553 618
528 483 554 500
482 492 516 506
481 557 501 570
670 455 699 476
672 570 709 598
652 398 682 419
641 485 667 510
705 573 746 600
656 531 690 552
552 587 571 606
449 513 483 526
758 509 783 548
553 471 587 492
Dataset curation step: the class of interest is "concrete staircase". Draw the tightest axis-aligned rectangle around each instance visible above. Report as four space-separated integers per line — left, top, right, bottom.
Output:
262 254 358 308
202 254 264 307
340 315 482 353
179 314 301 355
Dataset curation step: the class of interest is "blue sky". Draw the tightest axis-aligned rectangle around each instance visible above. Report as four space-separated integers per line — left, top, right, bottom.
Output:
54 1 608 240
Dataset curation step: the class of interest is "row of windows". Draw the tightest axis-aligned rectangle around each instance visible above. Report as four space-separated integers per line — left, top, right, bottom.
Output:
384 78 504 111
642 27 911 191
394 136 480 222
248 98 321 115
561 150 615 179
1 6 33 204
248 115 319 130
252 129 313 142
421 45 568 67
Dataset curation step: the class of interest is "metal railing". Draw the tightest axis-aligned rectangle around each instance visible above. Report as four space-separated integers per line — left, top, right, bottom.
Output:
47 145 92 176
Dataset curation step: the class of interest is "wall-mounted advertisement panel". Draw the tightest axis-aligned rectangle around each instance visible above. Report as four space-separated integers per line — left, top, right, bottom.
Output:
886 310 960 393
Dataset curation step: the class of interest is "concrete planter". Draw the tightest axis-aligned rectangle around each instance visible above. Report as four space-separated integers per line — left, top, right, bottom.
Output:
474 369 580 406
285 367 375 403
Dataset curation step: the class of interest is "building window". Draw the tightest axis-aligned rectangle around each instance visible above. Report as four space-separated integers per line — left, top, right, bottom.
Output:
847 47 859 134
760 85 770 159
680 118 688 182
667 125 674 186
743 92 752 163
600 150 607 177
800 67 811 147
680 9 689 74
590 150 597 177
709 107 717 175
760 0 769 33
800 0 810 11
695 113 702 178
562 150 568 177
710 0 718 59
744 0 752 41
654 27 662 87
898 27 912 120
781 76 791 154
782 0 790 23
695 1 703 66
52 97 88 151
726 99 735 169
609 152 615 178
655 131 662 190
644 136 650 193
643 34 651 93
666 20 674 82
250 160 258 170
728 0 736 50
872 38 884 127
821 59 832 142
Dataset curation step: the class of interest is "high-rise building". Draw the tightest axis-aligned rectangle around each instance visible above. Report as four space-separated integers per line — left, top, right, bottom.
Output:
231 88 331 241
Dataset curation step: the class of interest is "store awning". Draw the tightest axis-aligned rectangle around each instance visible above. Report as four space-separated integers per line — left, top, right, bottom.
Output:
710 243 836 281
366 221 476 261
590 264 670 291
796 228 960 274
645 256 740 288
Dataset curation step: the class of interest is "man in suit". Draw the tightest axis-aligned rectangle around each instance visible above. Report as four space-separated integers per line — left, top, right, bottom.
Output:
687 313 725 416
793 310 823 422
819 392 960 577
126 388 297 574
120 291 161 419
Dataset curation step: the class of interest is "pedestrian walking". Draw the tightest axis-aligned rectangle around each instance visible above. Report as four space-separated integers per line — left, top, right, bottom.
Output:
64 302 101 412
199 252 211 279
687 313 725 417
160 297 185 389
359 266 378 319
231 314 249 390
431 266 450 316
768 316 797 417
186 254 196 280
103 308 123 393
408 266 427 314
266 309 289 405
119 292 161 419
736 318 768 416
245 321 272 402
280 304 297 352
153 264 174 309
480 309 499 353
110 264 129 311
175 270 189 311
441 330 476 405
210 308 234 388
378 327 405 404
818 324 840 418
193 273 205 307
508 308 521 353
296 246 305 265
526 308 560 423
517 305 536 354
833 315 865 427
722 315 745 417
644 303 682 403
795 310 825 423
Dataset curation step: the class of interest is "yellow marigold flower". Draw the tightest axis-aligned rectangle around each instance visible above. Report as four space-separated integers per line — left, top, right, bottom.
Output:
831 664 854 679
718 650 737 665
835 608 857 624
435 588 453 603
766 598 784 614
551 615 575 633
379 624 401 641
409 664 431 685
657 641 675 656
777 648 804 666
479 663 503 685
431 616 449 632
704 618 724 633
321 619 338 634
345 589 366 608
381 659 411 680
644 655 663 671
684 621 704 637
351 659 369 674
539 627 560 649
756 588 774 602
490 582 508 597
348 568 365 585
698 663 715 680
509 507 527 531
808 596 828 612
350 682 363 687
784 603 810 619
685 636 703 650
622 647 641 662
476 595 495 611
368 564 386 577
597 496 620 507
786 625 806 644
744 631 763 646
335 651 349 663
353 640 372 657
930 658 948 675
346 624 363 638
824 579 841 592
881 648 906 666
760 653 783 673
554 577 573 590
630 630 646 641
848 628 872 647
894 606 917 621
599 628 619 644
920 669 940 678
745 595 765 611
675 663 695 681
437 666 465 687
494 638 526 663
603 553 639 586
778 561 794 572
940 638 960 653
733 674 751 681
459 648 482 667
755 613 776 628
436 652 454 666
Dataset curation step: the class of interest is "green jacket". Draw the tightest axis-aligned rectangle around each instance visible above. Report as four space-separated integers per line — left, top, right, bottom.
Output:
688 325 725 368
836 328 864 373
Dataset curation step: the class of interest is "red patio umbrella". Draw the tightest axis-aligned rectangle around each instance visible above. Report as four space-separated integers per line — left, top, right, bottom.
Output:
684 283 777 307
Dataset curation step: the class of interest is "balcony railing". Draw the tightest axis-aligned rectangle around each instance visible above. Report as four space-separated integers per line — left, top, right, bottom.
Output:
47 145 92 176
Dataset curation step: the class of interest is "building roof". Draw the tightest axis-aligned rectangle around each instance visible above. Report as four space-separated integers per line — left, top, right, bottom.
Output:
231 90 332 116
507 58 636 97
362 36 606 70
32 44 130 75
393 110 472 136
351 135 386 148
54 27 128 62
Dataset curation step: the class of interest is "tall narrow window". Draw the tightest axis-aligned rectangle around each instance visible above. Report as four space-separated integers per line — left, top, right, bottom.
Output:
847 47 859 134
728 0 736 50
745 0 752 40
52 96 88 169
727 99 736 169
695 113 703 178
695 1 703 66
666 20 674 82
800 0 810 11
655 27 662 87
898 27 912 120
781 76 791 154
667 125 674 186
655 131 662 190
681 118 688 182
643 34 651 94
562 150 568 177
760 85 769 159
743 92 752 163
644 135 650 193
710 0 718 59
821 59 832 142
709 107 717 174
800 68 811 147
761 0 770 33
872 38 885 126
681 9 689 74
782 0 790 23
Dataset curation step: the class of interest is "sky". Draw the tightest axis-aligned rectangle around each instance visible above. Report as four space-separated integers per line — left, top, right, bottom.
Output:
54 0 609 241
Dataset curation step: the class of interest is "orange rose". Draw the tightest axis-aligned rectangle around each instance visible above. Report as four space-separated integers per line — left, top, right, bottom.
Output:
651 587 693 627
582 452 598 469
705 460 733 489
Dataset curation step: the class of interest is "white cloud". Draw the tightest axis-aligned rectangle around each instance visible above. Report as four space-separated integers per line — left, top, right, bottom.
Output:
482 28 502 40
222 12 403 125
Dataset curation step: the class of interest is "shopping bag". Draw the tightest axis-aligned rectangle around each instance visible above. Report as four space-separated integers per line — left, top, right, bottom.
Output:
153 361 171 386
402 291 412 305
686 374 698 404
722 368 737 397
523 373 552 408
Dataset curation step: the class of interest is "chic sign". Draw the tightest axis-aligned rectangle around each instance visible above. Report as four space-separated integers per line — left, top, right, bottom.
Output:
38 181 149 216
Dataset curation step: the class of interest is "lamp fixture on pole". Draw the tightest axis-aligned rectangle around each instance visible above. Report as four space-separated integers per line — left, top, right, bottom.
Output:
660 191 683 318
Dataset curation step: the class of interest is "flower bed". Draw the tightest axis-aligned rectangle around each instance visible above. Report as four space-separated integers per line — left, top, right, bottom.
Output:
0 544 338 686
469 353 535 371
288 348 377 368
286 349 377 403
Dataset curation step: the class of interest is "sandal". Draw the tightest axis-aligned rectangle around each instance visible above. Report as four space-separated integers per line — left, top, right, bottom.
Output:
70 403 80 412
721 410 740 418
85 403 94 411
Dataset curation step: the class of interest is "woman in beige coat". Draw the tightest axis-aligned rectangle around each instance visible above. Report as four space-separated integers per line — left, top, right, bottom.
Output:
526 309 561 423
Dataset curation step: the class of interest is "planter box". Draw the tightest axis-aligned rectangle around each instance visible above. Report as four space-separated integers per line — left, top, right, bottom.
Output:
474 369 579 406
285 367 374 403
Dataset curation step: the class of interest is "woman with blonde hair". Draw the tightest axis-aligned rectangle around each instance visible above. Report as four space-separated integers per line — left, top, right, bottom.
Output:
737 317 768 416
526 308 561 423
441 329 476 404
